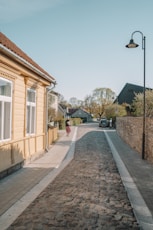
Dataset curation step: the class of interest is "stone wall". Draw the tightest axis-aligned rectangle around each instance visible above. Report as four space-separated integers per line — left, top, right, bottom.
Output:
116 117 153 163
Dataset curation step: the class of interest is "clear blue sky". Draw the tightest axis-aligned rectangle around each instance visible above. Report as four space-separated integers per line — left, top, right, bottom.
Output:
1 0 153 101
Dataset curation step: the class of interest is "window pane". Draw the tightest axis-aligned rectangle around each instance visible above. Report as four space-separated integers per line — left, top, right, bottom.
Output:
27 90 35 103
0 79 11 97
4 102 11 139
31 106 35 133
27 89 36 134
26 105 30 134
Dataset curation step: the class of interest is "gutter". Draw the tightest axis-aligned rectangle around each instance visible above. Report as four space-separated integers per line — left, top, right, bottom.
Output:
0 44 56 84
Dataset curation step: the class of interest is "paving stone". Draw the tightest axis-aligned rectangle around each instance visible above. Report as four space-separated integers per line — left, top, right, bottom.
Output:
7 126 140 230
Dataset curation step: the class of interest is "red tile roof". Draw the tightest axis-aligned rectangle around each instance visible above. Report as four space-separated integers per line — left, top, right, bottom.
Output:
0 32 55 82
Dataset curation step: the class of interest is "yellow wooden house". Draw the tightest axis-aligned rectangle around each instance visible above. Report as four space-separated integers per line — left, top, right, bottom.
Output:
0 32 57 178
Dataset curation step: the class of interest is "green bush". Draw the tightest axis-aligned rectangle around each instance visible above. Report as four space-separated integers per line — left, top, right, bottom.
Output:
71 118 82 126
58 118 82 130
58 119 65 130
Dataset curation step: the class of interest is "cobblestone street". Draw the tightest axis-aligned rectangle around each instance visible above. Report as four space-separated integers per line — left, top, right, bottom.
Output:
7 124 140 229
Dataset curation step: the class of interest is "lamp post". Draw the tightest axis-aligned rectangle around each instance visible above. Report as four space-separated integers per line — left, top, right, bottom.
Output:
125 31 146 159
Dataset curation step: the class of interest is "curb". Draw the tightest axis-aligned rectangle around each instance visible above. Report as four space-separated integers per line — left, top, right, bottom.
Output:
104 130 153 230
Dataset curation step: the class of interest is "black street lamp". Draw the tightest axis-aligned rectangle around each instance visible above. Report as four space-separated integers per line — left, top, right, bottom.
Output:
125 31 146 160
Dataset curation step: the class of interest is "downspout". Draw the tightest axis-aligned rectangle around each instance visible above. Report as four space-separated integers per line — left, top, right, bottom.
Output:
45 83 56 152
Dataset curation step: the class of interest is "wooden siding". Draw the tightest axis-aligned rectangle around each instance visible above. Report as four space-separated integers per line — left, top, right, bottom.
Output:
0 52 57 176
13 75 25 139
0 145 12 171
37 86 45 134
36 135 44 152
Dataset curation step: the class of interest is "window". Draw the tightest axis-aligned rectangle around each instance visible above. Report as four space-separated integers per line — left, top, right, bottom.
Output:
0 77 12 141
26 89 36 134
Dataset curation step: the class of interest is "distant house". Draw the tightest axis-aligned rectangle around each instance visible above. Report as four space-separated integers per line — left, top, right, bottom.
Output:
0 32 57 177
58 103 67 119
67 108 93 122
115 83 149 105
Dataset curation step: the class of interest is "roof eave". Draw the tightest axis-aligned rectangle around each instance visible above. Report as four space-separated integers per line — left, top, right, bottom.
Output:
0 44 56 85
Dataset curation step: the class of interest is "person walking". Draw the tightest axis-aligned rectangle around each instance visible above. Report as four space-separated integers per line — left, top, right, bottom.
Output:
65 119 71 136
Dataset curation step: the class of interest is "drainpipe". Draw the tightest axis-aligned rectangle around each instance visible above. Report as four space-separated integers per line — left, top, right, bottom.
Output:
45 82 56 152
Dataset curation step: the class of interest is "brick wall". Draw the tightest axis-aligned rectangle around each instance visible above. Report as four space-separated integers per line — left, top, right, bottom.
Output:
116 117 153 163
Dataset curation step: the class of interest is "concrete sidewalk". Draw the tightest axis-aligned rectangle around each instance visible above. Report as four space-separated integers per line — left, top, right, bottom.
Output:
0 126 78 230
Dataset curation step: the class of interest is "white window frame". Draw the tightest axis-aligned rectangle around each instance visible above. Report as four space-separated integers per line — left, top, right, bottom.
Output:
0 77 12 142
26 88 36 135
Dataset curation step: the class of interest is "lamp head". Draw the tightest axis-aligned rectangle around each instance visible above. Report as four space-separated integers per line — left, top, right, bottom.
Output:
125 39 139 48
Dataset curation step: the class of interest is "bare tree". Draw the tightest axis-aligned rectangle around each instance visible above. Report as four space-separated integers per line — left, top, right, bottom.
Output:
92 88 116 118
82 95 95 116
69 97 80 108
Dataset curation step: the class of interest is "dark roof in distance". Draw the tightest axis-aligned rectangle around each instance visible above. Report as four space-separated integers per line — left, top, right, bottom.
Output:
116 83 151 105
